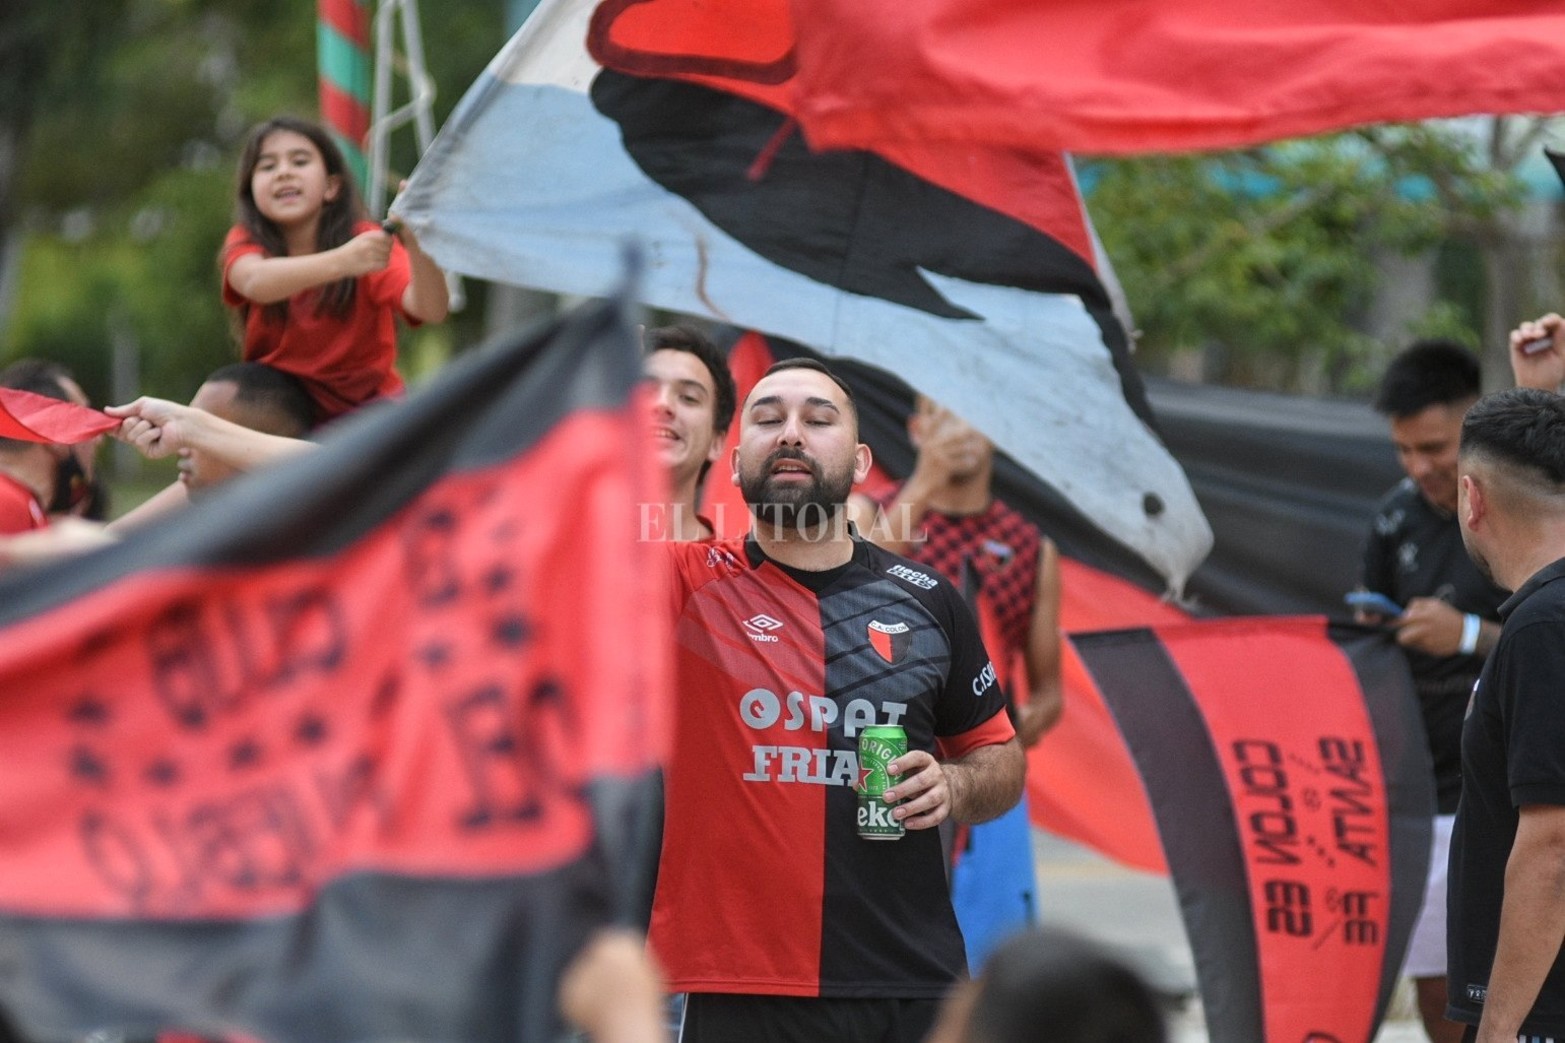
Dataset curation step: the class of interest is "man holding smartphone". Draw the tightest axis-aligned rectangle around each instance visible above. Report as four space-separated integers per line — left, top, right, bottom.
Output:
1359 340 1507 1043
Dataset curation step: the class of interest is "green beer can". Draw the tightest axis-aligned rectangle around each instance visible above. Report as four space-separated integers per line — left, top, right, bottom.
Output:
857 725 907 840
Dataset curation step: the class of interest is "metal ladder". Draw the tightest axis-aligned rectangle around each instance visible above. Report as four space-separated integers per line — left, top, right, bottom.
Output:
366 0 464 309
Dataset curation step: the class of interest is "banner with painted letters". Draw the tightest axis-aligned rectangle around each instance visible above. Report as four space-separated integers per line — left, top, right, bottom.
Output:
0 295 669 1042
1071 619 1433 1043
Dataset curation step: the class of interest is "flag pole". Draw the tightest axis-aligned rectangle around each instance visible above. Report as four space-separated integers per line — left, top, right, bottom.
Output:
317 0 372 191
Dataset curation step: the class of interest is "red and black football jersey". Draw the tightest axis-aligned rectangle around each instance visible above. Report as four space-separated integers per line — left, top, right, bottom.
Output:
649 535 1014 998
879 489 1042 661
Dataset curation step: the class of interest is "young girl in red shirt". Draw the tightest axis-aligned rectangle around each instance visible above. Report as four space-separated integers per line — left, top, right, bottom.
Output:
222 116 449 422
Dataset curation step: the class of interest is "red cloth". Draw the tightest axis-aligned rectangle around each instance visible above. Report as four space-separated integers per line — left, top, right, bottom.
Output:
1070 617 1413 1043
586 0 1098 263
1026 558 1188 874
785 1 1565 155
0 474 44 536
222 221 414 419
0 388 117 445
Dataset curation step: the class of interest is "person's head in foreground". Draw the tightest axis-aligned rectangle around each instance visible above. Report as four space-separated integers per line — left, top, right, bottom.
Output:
1457 387 1565 590
930 927 1169 1043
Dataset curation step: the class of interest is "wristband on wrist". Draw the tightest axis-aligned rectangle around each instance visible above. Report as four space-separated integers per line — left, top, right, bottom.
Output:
1459 613 1481 656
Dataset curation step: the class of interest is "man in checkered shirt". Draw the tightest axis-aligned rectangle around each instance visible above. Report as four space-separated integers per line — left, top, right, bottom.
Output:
848 396 1061 747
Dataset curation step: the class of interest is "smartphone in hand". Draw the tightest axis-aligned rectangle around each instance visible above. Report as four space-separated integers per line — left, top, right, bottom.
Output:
1344 590 1403 617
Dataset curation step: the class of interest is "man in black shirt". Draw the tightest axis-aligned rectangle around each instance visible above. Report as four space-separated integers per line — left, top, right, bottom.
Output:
1447 388 1565 1043
1360 341 1506 1043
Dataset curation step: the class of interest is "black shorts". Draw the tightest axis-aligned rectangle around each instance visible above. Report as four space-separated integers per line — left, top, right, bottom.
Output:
679 992 943 1043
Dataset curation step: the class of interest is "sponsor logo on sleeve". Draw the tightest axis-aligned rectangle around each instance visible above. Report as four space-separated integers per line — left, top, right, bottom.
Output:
886 564 937 590
972 661 998 697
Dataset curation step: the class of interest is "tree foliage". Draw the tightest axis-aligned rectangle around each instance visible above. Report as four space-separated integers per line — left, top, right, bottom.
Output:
3 3 1553 405
1 0 501 406
1084 122 1533 395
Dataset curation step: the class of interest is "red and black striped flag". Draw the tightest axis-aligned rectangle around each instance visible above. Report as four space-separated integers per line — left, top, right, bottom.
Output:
0 295 669 1041
1071 618 1434 1043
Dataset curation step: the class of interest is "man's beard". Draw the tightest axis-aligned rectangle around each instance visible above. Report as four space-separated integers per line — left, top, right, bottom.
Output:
741 448 853 532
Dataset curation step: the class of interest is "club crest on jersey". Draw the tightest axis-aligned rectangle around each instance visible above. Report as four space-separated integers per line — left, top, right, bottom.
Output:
867 619 911 663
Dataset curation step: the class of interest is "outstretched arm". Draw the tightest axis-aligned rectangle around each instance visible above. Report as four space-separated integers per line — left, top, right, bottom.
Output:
106 482 190 533
107 398 314 471
0 518 116 568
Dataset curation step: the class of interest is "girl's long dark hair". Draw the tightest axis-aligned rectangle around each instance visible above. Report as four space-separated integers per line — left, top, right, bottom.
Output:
228 115 368 325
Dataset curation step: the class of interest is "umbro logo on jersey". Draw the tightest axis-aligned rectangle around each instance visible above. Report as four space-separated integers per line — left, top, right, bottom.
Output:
868 619 910 663
745 614 784 642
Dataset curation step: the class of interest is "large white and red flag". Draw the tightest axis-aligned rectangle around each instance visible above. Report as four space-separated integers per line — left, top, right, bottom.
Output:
394 0 1213 590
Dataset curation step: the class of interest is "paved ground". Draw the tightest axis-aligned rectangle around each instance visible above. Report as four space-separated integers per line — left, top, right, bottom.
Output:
1031 829 1431 1042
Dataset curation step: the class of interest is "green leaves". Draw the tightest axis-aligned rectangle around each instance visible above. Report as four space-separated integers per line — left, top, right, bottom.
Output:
1 0 499 403
1084 120 1533 394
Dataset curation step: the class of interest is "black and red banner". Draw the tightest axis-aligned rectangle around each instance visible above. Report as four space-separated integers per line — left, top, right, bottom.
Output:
0 296 670 1041
1072 619 1432 1043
